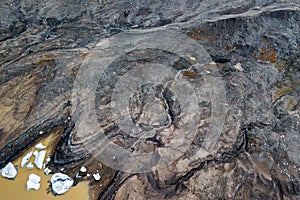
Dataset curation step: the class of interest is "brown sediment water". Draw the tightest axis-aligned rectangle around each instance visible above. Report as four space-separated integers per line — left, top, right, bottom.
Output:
0 132 90 200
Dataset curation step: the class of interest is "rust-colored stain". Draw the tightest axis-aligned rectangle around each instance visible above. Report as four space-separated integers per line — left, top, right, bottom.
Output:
272 57 300 101
82 52 98 58
34 57 55 66
183 70 200 78
254 44 278 63
272 87 294 100
188 28 215 42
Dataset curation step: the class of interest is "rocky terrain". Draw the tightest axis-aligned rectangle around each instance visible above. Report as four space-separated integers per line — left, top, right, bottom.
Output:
0 0 299 199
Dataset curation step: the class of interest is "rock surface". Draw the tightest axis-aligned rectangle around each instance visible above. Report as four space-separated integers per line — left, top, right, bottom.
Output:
0 0 299 200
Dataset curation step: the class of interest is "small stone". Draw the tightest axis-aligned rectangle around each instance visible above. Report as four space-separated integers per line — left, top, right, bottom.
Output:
93 173 101 181
80 166 87 173
87 174 90 177
38 131 44 135
34 150 46 169
35 143 46 150
234 63 244 71
21 152 33 168
1 162 17 179
26 173 41 190
189 56 196 61
131 24 139 28
27 163 34 169
50 173 74 195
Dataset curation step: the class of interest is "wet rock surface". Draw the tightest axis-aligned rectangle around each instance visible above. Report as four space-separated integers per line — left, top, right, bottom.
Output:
0 0 299 199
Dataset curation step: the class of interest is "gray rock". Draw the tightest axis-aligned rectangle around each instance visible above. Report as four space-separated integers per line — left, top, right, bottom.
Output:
0 0 299 199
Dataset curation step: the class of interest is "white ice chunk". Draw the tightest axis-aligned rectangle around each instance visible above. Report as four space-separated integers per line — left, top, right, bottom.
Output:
50 173 74 195
46 156 51 163
93 173 101 181
1 162 17 179
75 173 81 178
33 150 38 156
34 150 46 169
35 143 46 150
21 152 33 168
44 167 52 175
80 166 87 173
27 163 34 169
26 173 41 190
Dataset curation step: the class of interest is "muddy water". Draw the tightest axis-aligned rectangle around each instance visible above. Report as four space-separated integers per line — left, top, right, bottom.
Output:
0 132 90 200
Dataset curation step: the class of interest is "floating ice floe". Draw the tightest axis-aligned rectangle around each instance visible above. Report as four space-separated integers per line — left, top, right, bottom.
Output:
1 162 17 179
33 150 38 156
93 173 101 181
80 166 87 173
34 150 46 169
35 143 46 150
44 167 52 175
27 163 34 169
21 152 33 168
50 173 74 195
26 173 41 190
